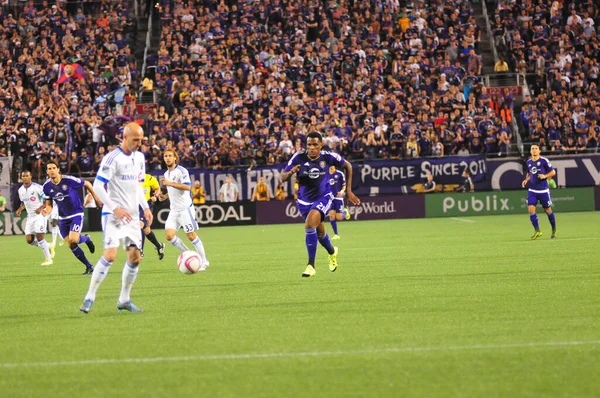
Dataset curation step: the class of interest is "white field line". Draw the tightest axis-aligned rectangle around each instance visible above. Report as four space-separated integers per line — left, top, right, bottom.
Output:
450 218 476 223
1 340 599 369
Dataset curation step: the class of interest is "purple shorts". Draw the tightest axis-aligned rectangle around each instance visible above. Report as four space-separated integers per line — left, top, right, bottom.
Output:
297 194 334 222
527 190 552 208
59 214 84 238
330 198 344 213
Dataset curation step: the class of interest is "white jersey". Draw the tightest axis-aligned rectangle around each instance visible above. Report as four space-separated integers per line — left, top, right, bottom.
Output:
96 148 146 215
164 165 193 211
18 183 45 216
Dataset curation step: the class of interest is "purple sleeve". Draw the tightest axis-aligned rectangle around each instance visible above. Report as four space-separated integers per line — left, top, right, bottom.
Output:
327 152 345 168
284 152 302 172
544 158 554 172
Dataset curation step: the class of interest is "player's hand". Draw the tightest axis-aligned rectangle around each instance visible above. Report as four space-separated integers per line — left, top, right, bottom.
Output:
521 179 528 188
114 208 133 224
150 196 157 202
347 191 360 205
336 192 344 198
162 178 173 187
538 174 547 180
143 208 153 226
289 165 300 174
15 208 22 217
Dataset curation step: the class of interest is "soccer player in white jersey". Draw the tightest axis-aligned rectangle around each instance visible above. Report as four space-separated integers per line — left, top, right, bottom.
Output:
16 170 52 266
158 149 209 268
48 200 63 256
80 123 153 314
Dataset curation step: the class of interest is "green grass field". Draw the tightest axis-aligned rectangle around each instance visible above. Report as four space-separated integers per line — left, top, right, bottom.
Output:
0 212 598 397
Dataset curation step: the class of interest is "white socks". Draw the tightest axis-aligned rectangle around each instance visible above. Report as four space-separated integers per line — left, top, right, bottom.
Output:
51 226 59 246
118 262 139 304
38 239 51 260
169 236 189 252
191 237 208 265
85 257 113 301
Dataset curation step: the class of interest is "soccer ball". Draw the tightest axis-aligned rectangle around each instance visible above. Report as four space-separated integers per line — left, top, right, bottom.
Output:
177 251 204 274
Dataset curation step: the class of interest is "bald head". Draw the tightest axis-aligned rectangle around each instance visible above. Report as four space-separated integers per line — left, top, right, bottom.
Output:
122 122 144 154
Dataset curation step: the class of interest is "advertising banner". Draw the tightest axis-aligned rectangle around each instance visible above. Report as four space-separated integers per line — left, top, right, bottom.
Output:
0 212 27 235
357 154 487 188
479 155 600 191
425 187 594 217
150 155 487 200
150 201 256 229
256 195 425 225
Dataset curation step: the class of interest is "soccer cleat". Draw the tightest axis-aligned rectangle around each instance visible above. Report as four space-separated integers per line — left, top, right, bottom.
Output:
59 239 64 247
118 301 144 312
331 234 341 240
49 246 56 259
201 260 210 271
157 243 165 260
302 264 316 278
40 259 53 266
84 235 95 254
140 249 144 258
82 266 94 275
80 299 93 314
343 207 350 220
551 230 557 239
328 247 339 272
530 231 543 240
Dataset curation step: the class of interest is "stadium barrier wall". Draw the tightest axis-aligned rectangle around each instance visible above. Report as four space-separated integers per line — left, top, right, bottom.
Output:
425 187 595 218
255 195 426 225
0 186 597 235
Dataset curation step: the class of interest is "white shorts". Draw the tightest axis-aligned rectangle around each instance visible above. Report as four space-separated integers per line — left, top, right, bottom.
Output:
25 214 47 235
50 206 59 221
165 206 198 233
102 214 143 250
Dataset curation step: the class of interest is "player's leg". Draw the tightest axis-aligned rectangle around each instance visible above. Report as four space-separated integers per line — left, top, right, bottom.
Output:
51 216 60 248
317 220 339 272
165 211 190 253
183 207 208 266
329 207 339 239
302 209 321 277
117 241 144 313
81 215 118 313
527 192 542 239
81 247 116 313
543 194 556 239
144 224 165 260
64 217 95 274
36 232 53 266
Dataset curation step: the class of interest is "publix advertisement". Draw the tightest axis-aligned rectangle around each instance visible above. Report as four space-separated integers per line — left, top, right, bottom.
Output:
425 187 595 217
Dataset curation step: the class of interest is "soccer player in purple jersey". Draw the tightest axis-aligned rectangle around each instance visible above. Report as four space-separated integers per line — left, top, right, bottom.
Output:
282 132 360 277
327 165 350 240
521 144 557 239
42 161 102 274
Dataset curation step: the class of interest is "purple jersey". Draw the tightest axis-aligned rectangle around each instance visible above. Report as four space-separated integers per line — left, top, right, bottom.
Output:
526 156 553 191
285 150 345 202
329 170 346 197
43 175 85 218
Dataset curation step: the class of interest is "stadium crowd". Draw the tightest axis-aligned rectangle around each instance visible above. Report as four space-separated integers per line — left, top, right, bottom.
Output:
0 0 139 180
1 0 517 181
492 0 600 153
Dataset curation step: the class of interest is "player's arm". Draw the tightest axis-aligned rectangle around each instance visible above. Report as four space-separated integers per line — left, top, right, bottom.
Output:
281 165 300 182
538 169 556 180
83 192 94 207
83 180 103 207
15 202 25 217
341 159 360 205
522 172 530 188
